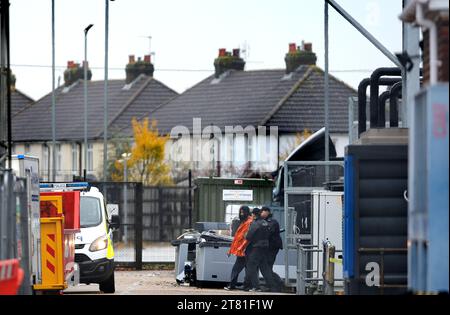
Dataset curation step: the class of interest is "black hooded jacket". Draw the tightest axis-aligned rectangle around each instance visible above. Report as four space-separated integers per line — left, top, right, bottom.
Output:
266 214 283 250
245 217 270 248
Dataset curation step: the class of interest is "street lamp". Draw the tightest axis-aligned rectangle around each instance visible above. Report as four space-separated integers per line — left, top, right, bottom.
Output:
104 0 115 184
119 152 131 243
84 24 93 180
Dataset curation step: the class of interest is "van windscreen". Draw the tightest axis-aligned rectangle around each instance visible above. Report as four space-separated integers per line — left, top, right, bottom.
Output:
80 196 102 228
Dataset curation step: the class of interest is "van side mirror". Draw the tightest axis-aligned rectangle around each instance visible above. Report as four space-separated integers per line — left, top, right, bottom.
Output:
107 204 119 221
110 215 120 230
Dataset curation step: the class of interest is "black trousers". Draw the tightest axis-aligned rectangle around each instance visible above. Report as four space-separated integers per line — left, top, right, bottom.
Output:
229 256 247 288
268 248 283 289
244 247 276 290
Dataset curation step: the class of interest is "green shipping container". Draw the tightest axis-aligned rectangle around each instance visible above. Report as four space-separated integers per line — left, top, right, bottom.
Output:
194 177 274 222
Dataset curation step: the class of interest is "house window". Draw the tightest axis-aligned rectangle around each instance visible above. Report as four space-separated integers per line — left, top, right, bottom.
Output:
87 143 94 171
72 143 78 174
24 143 30 154
42 144 48 173
245 134 253 163
227 135 234 164
55 144 62 171
194 138 200 169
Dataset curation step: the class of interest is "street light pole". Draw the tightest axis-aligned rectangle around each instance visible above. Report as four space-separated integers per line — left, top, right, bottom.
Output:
324 1 330 182
121 152 131 243
84 24 93 180
51 0 56 181
104 0 114 185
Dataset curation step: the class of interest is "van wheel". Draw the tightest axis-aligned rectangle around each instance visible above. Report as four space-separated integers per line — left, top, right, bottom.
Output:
100 273 115 293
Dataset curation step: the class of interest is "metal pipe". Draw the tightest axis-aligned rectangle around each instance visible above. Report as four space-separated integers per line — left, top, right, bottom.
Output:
284 161 344 166
357 78 371 135
324 0 330 182
370 67 402 128
378 90 391 128
358 77 401 135
51 0 56 181
123 161 127 243
326 0 403 68
103 0 110 184
3 0 11 169
401 0 421 128
84 24 93 178
283 162 289 287
389 82 403 127
188 169 192 229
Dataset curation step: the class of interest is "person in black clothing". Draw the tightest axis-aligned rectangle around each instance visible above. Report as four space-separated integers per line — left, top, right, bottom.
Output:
260 206 283 291
243 207 277 292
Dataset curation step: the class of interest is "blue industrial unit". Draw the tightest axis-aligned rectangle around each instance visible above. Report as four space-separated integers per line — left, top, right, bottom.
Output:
409 84 449 293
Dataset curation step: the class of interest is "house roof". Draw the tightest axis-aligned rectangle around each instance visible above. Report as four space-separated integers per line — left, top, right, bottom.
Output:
122 65 357 136
12 75 178 142
11 89 34 116
265 67 358 133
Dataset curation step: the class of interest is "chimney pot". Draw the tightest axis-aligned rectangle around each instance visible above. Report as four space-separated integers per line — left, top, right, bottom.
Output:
289 43 297 53
214 47 245 78
125 55 154 83
285 42 316 73
304 43 312 52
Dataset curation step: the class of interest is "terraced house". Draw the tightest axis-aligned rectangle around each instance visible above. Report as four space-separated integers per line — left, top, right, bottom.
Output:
116 43 357 179
12 55 178 181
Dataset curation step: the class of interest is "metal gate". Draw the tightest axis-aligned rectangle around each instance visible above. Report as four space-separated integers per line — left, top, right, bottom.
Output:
90 182 191 269
282 161 344 290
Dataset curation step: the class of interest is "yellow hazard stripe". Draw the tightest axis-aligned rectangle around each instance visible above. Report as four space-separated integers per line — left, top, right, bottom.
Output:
329 258 342 264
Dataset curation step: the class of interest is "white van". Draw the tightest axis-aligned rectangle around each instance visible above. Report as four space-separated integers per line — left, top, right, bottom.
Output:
74 185 120 293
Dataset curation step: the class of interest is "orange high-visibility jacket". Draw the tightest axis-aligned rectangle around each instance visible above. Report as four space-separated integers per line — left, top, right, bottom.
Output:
228 217 253 257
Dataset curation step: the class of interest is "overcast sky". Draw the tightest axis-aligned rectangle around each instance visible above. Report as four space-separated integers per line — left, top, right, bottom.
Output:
10 0 404 100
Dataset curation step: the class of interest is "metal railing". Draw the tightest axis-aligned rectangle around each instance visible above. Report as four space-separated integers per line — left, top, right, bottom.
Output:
283 161 345 287
296 241 344 295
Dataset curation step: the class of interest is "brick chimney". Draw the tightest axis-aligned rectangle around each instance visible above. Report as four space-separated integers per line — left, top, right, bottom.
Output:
125 54 154 83
63 60 92 86
284 42 317 74
213 48 245 78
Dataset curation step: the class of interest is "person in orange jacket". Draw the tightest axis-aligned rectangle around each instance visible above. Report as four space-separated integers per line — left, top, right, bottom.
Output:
224 205 252 290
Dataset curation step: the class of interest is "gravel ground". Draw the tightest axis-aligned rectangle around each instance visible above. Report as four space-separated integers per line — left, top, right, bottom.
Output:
64 270 292 295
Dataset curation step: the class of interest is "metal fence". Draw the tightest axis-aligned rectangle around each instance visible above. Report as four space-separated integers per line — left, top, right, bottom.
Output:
0 170 32 294
282 161 345 289
91 182 191 268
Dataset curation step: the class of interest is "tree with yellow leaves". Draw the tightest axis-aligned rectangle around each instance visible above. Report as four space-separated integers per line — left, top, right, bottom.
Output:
279 129 312 161
113 118 173 186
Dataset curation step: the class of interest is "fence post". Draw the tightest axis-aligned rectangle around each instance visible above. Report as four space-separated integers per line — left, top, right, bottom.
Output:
296 244 306 295
188 169 192 229
158 186 164 241
323 241 329 295
135 183 143 270
325 244 336 295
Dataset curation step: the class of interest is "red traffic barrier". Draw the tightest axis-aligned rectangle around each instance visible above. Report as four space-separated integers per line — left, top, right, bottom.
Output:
0 259 24 295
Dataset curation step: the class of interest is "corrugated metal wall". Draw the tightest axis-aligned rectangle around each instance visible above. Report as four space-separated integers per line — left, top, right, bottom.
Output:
194 177 274 222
